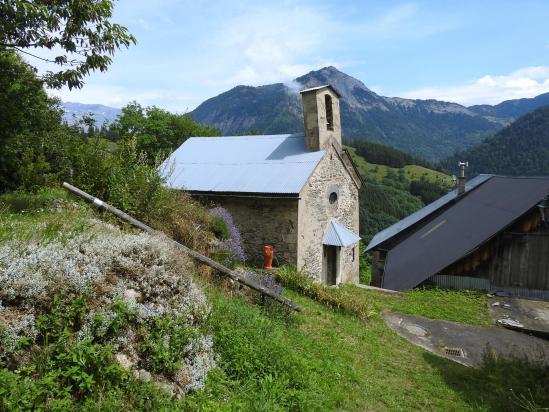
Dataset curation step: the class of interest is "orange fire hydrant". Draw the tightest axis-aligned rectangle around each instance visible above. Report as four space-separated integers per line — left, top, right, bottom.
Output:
263 245 273 270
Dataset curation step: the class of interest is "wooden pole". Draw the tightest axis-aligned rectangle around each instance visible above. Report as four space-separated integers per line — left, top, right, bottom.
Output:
62 182 301 312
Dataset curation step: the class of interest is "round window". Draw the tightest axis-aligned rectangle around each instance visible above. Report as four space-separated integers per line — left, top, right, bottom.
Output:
329 192 338 204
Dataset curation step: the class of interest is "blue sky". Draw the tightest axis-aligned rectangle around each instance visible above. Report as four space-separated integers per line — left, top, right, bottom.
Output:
40 0 549 111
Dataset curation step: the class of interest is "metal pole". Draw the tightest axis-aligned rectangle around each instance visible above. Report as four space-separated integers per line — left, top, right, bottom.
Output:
62 182 301 312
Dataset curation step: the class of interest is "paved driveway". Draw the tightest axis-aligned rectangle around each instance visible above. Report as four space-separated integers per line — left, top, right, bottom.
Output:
383 311 549 367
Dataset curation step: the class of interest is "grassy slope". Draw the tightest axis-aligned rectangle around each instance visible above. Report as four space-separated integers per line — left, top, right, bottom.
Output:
184 284 540 411
1 192 544 411
346 146 451 185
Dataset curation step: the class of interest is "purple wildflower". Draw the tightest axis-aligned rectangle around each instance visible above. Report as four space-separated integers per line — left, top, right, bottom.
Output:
210 207 246 264
239 269 284 297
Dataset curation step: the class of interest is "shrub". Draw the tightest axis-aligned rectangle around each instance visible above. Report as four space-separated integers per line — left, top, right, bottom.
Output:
273 266 372 320
0 218 216 397
0 188 68 214
140 315 197 375
211 215 229 240
209 207 245 265
359 241 372 285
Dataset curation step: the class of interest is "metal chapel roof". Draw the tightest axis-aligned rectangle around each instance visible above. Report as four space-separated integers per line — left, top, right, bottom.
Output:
324 219 361 247
160 133 324 195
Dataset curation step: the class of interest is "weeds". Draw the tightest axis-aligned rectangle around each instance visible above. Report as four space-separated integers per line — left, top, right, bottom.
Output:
273 266 373 320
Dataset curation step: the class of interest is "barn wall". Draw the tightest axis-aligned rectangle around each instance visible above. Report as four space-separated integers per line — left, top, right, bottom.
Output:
370 250 386 287
298 144 360 283
488 230 549 290
196 195 299 267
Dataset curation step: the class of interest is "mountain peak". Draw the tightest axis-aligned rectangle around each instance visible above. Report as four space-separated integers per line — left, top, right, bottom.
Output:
294 66 375 108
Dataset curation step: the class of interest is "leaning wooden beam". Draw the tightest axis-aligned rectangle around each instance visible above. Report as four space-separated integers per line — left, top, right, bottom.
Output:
62 182 301 312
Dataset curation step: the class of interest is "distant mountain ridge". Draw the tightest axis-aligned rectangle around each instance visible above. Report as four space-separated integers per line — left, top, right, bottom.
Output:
62 102 121 126
469 92 549 120
190 67 549 160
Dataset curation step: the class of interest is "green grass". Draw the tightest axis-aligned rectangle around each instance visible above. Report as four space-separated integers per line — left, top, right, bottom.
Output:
2 191 546 411
183 282 545 411
346 146 451 185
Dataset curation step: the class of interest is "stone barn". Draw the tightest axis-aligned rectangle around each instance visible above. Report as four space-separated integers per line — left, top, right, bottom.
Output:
162 85 362 284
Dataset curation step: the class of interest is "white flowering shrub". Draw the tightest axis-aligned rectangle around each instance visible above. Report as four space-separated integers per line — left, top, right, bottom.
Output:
0 220 215 396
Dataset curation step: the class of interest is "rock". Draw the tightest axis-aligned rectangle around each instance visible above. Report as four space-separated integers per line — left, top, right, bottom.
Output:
155 380 176 397
492 301 500 307
138 369 152 382
174 366 190 389
115 353 133 369
497 319 524 328
123 288 142 302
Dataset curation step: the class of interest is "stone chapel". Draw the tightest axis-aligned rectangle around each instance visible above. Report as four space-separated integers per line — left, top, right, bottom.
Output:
162 85 362 284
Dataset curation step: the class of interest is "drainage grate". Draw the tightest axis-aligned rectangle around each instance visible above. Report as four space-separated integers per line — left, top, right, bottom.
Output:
444 347 465 357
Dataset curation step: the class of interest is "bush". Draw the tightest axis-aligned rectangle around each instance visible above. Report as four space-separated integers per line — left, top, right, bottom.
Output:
211 216 229 240
273 266 372 320
209 207 245 266
140 315 197 375
359 241 372 285
0 188 68 213
0 218 215 398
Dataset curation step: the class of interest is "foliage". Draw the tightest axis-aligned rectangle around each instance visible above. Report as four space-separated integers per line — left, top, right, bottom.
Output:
211 215 229 239
347 138 436 170
443 105 549 176
358 241 371 285
273 266 372 320
110 101 219 160
409 177 449 204
0 50 62 191
0 202 215 393
0 0 136 89
140 315 197 375
209 207 246 265
359 179 423 242
0 294 185 410
345 143 450 242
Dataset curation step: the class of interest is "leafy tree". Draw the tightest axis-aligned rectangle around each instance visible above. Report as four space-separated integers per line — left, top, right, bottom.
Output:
346 138 440 170
110 102 219 160
0 0 136 89
0 50 63 190
409 178 448 204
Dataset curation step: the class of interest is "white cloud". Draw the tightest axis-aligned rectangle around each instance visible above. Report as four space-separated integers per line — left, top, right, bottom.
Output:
401 66 549 106
33 1 460 111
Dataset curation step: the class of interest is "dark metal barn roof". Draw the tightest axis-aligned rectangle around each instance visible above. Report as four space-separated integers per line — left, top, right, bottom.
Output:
366 174 493 251
380 176 549 291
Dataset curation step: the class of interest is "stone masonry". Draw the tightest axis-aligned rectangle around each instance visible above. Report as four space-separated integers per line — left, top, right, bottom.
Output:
200 195 299 267
297 142 360 283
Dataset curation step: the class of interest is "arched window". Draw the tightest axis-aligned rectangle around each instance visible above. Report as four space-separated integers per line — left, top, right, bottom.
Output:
325 94 334 131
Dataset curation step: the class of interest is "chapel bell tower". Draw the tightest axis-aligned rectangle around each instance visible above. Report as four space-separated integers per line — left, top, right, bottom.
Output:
300 85 342 151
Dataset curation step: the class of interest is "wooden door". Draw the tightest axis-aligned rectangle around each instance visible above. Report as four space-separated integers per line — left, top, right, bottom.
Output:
325 245 338 285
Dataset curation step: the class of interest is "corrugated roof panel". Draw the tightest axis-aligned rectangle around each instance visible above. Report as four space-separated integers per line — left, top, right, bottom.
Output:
324 219 361 247
160 134 324 194
366 174 494 251
382 176 549 291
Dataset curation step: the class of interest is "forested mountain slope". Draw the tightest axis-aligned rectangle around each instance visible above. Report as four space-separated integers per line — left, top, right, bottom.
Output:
443 105 549 176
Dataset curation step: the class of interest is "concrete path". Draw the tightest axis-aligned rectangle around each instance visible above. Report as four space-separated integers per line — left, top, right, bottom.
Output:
488 295 549 337
383 311 549 367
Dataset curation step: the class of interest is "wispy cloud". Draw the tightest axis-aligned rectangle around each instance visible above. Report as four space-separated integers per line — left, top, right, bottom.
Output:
400 66 549 106
28 0 486 111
